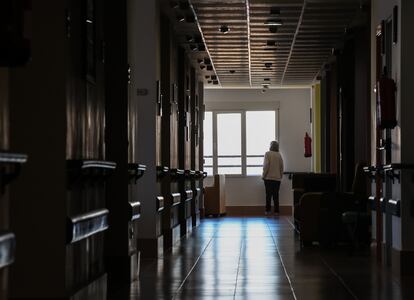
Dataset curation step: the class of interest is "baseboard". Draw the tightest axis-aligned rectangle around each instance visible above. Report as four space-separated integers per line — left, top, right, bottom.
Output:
225 205 292 216
137 236 164 259
392 248 414 276
106 252 140 284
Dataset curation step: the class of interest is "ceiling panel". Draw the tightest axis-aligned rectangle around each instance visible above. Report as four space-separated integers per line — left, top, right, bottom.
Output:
189 0 363 87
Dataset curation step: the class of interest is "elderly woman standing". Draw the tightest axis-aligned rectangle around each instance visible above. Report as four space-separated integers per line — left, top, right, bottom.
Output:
262 141 284 215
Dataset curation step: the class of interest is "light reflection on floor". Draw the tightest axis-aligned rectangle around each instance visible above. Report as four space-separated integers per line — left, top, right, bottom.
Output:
110 216 410 300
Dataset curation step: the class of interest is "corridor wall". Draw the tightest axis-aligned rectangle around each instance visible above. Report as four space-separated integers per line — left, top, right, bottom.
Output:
371 0 414 276
8 1 112 298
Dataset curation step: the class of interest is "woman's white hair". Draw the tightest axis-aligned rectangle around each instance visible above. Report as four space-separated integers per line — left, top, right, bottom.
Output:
270 141 279 152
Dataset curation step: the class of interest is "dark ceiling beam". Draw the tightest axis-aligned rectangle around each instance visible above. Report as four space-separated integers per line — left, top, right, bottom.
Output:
281 0 306 85
246 0 252 86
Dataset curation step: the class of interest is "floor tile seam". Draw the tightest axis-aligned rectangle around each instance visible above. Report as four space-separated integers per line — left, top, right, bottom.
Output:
171 224 218 299
271 217 356 298
284 216 296 230
233 236 244 299
266 219 298 300
319 256 359 300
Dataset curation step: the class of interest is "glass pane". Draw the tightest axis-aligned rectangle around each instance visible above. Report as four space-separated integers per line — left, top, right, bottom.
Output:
217 113 241 156
203 112 213 156
246 157 264 166
203 167 213 176
246 111 276 155
218 157 241 166
247 167 263 176
218 167 241 175
204 157 213 166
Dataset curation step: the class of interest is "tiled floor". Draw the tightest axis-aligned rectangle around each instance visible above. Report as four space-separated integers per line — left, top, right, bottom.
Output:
110 217 413 299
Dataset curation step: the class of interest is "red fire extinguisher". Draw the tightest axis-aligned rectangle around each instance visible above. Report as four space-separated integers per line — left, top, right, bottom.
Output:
304 132 312 157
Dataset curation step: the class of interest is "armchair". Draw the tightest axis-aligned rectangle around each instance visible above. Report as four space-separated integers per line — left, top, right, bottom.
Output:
204 174 226 216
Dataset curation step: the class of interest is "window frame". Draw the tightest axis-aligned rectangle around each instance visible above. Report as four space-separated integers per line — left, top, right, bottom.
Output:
204 109 279 177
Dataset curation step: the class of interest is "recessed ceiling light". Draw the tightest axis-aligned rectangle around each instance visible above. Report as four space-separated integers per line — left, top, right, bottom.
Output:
269 26 278 33
265 19 283 26
176 15 185 22
267 40 277 47
219 25 230 34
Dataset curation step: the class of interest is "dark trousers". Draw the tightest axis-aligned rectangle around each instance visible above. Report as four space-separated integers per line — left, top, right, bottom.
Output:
264 180 281 213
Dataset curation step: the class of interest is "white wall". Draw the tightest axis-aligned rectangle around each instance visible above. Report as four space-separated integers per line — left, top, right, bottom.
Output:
204 88 312 207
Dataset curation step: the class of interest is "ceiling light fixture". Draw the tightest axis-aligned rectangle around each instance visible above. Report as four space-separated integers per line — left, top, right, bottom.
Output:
269 26 278 33
176 15 185 22
265 19 283 26
219 25 230 34
267 40 277 47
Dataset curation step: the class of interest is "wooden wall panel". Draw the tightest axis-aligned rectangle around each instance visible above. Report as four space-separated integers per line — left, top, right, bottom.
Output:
0 69 9 151
65 0 106 294
170 43 179 169
0 65 9 300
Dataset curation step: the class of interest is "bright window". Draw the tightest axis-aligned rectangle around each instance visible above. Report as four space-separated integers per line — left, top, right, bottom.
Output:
203 110 277 176
246 111 276 175
203 112 213 176
217 113 242 175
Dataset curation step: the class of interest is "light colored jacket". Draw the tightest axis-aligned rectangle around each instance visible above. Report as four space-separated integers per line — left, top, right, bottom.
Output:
262 151 283 181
